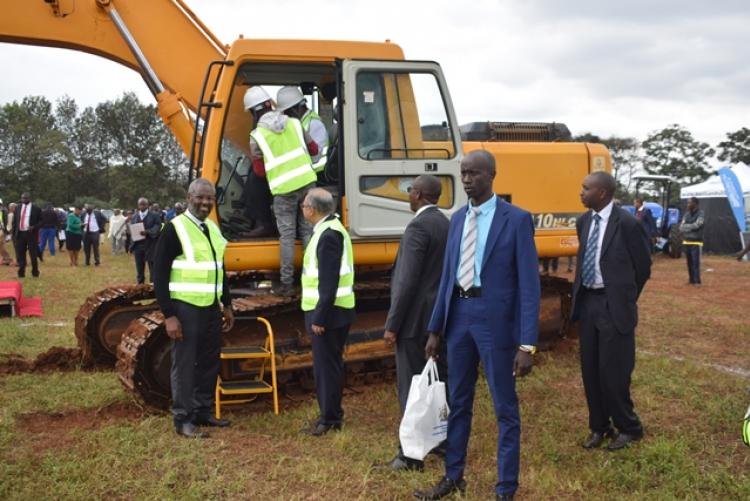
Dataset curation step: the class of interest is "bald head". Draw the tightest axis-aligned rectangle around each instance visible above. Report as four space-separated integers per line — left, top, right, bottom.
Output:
460 150 496 205
413 175 442 204
306 188 335 215
465 150 496 175
580 171 616 211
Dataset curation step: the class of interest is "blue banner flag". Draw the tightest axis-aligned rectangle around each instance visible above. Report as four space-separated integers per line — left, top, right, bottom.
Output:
718 167 746 232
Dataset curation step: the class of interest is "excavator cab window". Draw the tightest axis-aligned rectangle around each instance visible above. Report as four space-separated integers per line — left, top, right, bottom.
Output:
214 62 339 241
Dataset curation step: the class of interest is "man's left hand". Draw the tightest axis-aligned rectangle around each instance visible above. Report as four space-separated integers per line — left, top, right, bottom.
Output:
383 330 397 346
222 308 235 333
513 350 533 378
312 324 325 335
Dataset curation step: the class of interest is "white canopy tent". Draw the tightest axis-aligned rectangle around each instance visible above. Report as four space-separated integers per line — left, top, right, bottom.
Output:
679 163 750 254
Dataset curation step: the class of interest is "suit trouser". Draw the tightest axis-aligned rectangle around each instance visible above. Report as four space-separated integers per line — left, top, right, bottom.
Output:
83 231 101 265
273 183 314 285
309 323 349 426
444 296 520 497
132 246 153 284
14 231 39 276
38 228 57 256
684 245 701 284
578 290 642 435
170 300 222 424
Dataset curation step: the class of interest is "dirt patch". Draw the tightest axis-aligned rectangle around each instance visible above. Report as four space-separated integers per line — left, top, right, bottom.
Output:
0 346 91 375
15 401 145 454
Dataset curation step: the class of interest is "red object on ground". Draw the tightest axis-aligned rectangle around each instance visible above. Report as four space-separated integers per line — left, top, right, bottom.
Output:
0 281 43 317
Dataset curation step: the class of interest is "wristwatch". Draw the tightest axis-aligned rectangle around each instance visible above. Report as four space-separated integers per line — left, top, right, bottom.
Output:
519 344 537 355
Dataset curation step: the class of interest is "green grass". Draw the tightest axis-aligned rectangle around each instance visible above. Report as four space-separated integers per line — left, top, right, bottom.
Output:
0 253 749 499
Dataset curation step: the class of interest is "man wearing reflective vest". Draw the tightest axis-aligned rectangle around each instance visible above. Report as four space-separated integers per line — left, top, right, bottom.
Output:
277 86 330 174
244 86 320 297
299 188 355 436
153 179 235 438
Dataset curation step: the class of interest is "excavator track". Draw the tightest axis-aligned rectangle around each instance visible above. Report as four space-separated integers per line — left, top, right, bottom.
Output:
75 284 159 366
117 278 395 410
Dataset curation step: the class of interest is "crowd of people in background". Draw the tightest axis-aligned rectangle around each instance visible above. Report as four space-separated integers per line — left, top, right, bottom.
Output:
0 192 187 279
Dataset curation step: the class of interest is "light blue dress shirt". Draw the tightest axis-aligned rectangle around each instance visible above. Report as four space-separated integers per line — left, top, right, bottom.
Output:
456 195 497 287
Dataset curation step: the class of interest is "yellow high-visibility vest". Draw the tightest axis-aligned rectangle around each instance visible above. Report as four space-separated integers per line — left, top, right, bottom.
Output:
250 117 316 195
301 217 355 311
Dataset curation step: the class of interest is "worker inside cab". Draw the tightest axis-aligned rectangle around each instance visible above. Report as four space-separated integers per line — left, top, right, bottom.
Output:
276 86 330 177
244 85 320 297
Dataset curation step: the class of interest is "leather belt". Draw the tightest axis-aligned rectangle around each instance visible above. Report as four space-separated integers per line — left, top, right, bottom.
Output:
582 286 605 295
454 286 482 298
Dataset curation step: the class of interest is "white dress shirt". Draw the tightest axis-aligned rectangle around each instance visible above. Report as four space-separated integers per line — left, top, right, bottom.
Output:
586 200 613 289
19 203 32 231
84 212 100 232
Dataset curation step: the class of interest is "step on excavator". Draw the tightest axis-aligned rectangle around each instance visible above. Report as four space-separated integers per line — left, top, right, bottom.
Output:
1 0 611 410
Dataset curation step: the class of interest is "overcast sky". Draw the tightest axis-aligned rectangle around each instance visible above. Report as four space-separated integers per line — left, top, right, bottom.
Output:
1 0 747 148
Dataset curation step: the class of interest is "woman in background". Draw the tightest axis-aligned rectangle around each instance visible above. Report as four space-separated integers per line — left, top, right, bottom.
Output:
65 206 83 266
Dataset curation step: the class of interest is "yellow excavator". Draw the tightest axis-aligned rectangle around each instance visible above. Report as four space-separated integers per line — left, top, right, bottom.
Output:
1 0 610 408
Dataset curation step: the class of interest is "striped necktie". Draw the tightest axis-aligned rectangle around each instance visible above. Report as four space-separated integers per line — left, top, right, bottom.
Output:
458 207 481 291
582 214 601 287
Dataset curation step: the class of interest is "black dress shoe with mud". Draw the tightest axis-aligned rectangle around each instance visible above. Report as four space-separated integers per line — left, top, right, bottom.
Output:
582 428 616 449
193 415 231 427
414 476 466 500
301 422 341 436
381 454 424 472
496 494 515 501
607 431 643 451
175 421 209 438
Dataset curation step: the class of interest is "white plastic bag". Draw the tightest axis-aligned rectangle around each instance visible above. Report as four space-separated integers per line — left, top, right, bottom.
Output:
399 357 449 460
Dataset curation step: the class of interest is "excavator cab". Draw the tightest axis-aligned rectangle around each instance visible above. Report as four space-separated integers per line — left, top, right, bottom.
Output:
202 55 465 252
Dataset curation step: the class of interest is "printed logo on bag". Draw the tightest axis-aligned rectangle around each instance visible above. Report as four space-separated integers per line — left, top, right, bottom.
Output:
439 404 449 422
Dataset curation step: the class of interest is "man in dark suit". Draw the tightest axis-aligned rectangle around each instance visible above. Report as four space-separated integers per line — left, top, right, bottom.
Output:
299 188 356 436
416 151 540 501
82 204 107 266
633 198 657 252
572 171 651 451
130 197 163 284
381 175 449 472
12 192 42 278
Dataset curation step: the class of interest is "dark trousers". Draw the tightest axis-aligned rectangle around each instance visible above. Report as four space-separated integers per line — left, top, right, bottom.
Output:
309 323 349 426
133 246 153 284
444 296 519 497
14 231 39 277
83 231 101 265
38 228 57 256
578 290 642 435
170 300 222 424
685 245 701 284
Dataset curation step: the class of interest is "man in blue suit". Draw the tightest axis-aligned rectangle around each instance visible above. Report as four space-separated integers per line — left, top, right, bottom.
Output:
415 150 540 501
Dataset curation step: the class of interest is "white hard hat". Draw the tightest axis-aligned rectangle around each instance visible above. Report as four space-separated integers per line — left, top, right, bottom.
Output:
243 86 272 111
276 86 305 112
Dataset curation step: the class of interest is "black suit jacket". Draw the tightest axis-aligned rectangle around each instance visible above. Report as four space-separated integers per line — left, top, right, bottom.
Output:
571 205 652 334
384 206 449 339
305 215 356 330
129 211 163 255
12 203 42 238
82 210 108 234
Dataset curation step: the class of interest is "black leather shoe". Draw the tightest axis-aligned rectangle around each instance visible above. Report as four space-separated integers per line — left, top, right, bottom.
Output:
381 454 424 472
582 429 616 449
175 422 209 438
414 476 466 500
497 494 515 501
301 422 341 436
429 441 447 458
607 431 643 451
193 416 231 427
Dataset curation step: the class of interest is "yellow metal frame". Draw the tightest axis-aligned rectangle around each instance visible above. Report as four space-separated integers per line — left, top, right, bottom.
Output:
215 316 279 417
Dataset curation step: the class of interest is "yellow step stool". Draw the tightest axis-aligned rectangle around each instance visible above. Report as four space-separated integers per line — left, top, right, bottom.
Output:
215 316 279 417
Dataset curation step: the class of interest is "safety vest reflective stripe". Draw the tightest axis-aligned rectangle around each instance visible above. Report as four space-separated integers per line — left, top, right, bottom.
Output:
172 216 195 261
264 147 307 171
302 286 354 300
312 145 328 172
302 263 352 278
169 283 225 293
172 260 223 270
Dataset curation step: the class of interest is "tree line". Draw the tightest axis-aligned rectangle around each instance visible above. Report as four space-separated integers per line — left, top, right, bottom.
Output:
1 93 748 209
575 125 750 204
0 93 188 209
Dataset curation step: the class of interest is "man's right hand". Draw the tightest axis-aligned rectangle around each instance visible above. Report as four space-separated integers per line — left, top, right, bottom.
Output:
425 333 440 360
165 316 183 341
383 330 397 347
